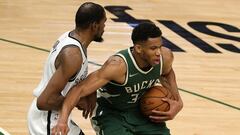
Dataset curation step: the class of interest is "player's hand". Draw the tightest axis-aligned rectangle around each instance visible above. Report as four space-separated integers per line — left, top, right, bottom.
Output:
51 121 69 135
86 92 97 118
76 96 91 119
149 97 183 123
76 92 96 119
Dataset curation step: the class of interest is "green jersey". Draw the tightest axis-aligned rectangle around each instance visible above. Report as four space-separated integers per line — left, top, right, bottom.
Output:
98 47 163 111
92 48 170 134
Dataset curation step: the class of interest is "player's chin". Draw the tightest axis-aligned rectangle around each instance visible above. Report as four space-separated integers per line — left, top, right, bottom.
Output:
151 61 160 66
94 37 104 42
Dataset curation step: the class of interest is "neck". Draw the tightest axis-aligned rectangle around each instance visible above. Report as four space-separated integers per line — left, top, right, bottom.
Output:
132 49 151 70
72 29 92 49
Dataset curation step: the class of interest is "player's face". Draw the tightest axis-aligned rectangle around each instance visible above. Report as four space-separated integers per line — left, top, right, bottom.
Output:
140 37 163 66
93 13 107 42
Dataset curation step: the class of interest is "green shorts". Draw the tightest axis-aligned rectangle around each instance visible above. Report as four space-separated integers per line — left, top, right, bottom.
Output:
91 105 170 135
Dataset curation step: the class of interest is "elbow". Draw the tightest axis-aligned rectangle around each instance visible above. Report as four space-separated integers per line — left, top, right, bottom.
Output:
36 94 54 110
37 96 62 111
36 97 47 110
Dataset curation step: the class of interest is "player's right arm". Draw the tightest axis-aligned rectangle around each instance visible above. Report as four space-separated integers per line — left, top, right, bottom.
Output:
37 46 82 111
51 56 126 135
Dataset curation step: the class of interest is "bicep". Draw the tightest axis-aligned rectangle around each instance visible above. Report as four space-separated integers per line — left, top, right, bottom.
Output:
37 47 82 106
37 67 69 110
44 66 71 95
159 48 174 88
44 54 81 95
77 56 125 97
160 49 180 99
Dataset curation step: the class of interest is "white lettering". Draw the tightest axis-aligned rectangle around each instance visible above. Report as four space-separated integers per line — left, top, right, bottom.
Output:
154 79 160 84
147 79 156 88
141 81 148 89
125 87 133 93
133 83 140 92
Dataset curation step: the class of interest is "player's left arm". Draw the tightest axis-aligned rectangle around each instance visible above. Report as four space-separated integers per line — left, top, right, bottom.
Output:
150 47 183 122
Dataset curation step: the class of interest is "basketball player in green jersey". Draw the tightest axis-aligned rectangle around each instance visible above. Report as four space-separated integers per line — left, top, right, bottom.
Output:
52 22 183 135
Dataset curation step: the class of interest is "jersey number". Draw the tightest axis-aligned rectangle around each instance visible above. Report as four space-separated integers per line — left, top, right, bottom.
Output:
128 93 139 103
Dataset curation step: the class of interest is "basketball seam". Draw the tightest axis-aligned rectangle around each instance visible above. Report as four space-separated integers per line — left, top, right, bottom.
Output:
141 102 168 112
141 96 166 99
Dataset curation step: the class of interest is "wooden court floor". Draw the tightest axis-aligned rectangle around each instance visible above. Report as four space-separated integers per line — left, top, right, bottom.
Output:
0 0 239 135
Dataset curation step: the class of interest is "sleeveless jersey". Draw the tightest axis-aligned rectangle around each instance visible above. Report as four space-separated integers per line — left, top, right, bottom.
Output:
98 47 163 111
33 31 88 97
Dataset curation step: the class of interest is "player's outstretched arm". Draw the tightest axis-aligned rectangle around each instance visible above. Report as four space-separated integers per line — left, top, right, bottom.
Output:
51 56 126 135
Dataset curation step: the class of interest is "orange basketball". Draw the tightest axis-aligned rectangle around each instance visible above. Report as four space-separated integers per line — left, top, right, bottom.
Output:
140 86 174 116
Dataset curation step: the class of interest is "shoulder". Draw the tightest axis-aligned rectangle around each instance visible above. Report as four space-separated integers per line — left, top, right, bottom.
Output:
60 45 81 58
57 45 82 63
57 45 82 71
102 55 126 72
161 47 174 75
105 55 126 66
99 55 127 82
161 46 174 63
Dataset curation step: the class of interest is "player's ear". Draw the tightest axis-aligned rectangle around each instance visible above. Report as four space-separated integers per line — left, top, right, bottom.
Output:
91 22 99 31
134 44 143 53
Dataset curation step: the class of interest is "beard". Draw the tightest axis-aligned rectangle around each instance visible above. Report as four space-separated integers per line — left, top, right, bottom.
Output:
93 36 104 42
93 31 104 42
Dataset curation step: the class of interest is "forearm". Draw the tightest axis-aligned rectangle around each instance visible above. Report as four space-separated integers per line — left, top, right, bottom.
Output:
58 86 82 123
161 69 183 113
163 69 181 101
167 69 183 109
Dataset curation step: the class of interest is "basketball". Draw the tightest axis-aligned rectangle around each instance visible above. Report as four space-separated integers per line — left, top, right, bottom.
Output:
140 85 174 116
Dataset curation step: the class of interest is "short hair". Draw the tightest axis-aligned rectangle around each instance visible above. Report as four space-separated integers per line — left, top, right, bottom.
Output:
75 2 105 29
131 22 162 44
